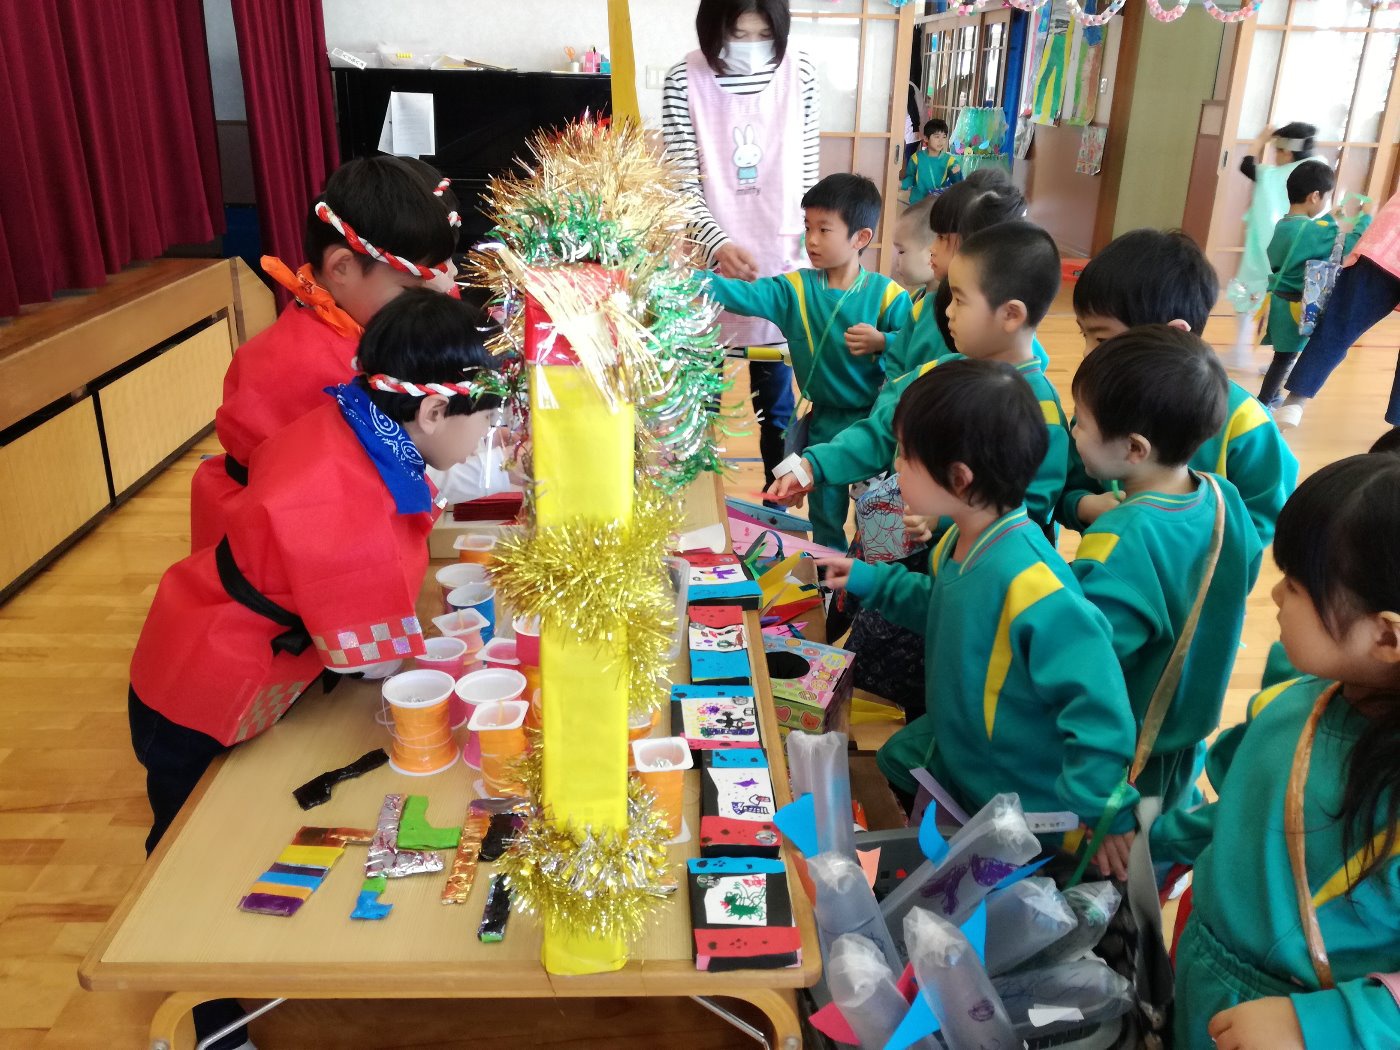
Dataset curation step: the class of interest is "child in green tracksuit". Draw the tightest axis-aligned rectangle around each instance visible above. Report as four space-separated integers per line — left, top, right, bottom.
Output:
1259 163 1373 408
705 173 911 549
1069 327 1263 812
1061 228 1299 546
820 358 1139 880
901 118 962 204
1153 453 1400 1049
771 220 1067 543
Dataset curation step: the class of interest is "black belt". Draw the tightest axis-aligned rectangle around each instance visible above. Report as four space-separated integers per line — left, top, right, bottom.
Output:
224 455 249 486
215 537 312 657
1275 290 1302 303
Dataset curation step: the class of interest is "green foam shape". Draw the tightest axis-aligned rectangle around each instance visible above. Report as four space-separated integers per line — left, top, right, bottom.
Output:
396 794 461 850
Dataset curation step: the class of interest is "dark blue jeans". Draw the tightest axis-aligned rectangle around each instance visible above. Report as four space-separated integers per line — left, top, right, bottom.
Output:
749 360 796 487
129 689 250 1050
1286 257 1400 423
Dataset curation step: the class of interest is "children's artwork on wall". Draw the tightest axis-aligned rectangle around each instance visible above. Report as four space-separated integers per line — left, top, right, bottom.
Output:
1077 125 1107 175
1064 4 1106 126
1031 0 1073 126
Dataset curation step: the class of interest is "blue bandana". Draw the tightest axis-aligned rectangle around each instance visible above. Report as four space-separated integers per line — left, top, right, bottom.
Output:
328 383 431 514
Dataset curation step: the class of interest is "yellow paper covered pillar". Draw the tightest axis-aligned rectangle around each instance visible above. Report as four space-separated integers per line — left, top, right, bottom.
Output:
607 0 640 125
532 363 634 975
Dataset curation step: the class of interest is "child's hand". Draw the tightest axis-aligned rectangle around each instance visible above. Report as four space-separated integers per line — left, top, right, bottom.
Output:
1082 825 1134 881
1076 491 1124 526
1208 997 1305 1050
715 243 759 281
816 557 856 591
845 323 885 357
766 463 815 508
903 506 933 543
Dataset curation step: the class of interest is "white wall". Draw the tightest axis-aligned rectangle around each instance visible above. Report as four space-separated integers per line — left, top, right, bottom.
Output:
320 0 705 125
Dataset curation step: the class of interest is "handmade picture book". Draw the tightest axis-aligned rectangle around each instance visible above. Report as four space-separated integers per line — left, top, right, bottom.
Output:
687 856 800 971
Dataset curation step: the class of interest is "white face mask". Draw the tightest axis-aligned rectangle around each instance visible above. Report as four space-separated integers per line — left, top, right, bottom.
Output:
720 39 776 77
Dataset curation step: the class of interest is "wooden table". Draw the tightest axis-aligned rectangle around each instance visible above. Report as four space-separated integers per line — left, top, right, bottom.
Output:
80 475 820 1049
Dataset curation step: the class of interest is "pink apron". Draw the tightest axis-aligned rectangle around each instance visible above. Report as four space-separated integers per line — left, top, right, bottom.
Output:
685 49 807 347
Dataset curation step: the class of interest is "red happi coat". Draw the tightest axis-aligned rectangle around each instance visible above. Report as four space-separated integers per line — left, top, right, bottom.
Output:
189 303 360 551
138 401 432 745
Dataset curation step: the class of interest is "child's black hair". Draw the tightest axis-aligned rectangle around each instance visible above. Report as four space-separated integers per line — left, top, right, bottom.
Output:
1073 229 1219 335
923 118 949 138
355 288 503 422
929 171 1025 238
955 220 1061 327
1370 427 1400 455
1273 452 1400 891
1287 161 1335 205
1274 120 1318 158
1072 325 1227 467
696 0 789 75
894 358 1047 513
932 277 953 350
305 157 458 274
802 173 882 242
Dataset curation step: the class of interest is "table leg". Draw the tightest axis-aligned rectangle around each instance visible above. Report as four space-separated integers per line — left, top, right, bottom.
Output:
694 988 803 1050
149 992 201 1050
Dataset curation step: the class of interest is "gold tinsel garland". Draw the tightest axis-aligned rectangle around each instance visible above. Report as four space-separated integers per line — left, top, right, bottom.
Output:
488 493 679 714
497 740 673 942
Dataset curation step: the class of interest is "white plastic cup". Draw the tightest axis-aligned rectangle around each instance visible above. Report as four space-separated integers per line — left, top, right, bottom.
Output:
454 668 527 768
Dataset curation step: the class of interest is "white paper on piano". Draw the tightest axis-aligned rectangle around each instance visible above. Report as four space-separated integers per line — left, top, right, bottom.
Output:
378 91 436 157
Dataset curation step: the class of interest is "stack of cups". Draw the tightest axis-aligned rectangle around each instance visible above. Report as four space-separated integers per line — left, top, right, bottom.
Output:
381 669 460 776
632 736 693 841
454 668 527 768
512 615 542 719
469 699 529 796
435 562 487 613
448 583 497 644
415 637 472 728
455 534 498 565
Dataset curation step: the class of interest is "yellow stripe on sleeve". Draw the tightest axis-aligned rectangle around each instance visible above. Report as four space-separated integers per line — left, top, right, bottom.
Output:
1313 829 1400 910
1248 677 1307 720
1075 533 1120 564
1218 398 1271 474
783 272 815 356
1040 399 1062 426
983 562 1063 738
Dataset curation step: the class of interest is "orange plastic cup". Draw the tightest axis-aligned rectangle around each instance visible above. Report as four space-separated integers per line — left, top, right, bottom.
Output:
469 700 529 796
632 736 693 839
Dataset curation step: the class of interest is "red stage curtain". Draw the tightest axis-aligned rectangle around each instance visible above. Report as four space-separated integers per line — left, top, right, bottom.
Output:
231 0 340 307
0 0 223 318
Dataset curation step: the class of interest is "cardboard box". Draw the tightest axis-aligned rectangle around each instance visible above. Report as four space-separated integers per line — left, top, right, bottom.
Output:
762 635 855 736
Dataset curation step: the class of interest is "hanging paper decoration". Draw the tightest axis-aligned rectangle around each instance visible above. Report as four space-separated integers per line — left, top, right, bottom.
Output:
1063 0 1129 28
1147 0 1192 21
1202 0 1264 19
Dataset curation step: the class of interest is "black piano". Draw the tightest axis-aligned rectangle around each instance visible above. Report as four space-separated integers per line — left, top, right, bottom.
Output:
332 67 614 246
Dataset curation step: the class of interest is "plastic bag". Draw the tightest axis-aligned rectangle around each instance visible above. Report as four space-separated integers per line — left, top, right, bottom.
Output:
905 906 1019 1050
993 958 1134 1039
828 934 940 1050
787 731 855 859
983 877 1078 976
809 851 902 976
881 793 1040 959
1022 881 1122 969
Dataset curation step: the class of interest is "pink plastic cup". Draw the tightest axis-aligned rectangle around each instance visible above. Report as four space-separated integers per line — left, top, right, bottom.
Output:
454 668 527 768
512 614 541 667
479 637 519 672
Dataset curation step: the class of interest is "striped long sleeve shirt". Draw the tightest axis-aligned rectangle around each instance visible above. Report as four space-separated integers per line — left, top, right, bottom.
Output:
660 53 821 266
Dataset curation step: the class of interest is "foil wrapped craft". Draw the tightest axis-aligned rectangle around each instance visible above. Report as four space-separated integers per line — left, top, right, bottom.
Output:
442 797 529 906
366 794 445 879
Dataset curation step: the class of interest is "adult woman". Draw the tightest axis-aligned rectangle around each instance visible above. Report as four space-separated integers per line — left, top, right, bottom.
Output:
1276 187 1400 428
1226 122 1321 369
661 0 819 487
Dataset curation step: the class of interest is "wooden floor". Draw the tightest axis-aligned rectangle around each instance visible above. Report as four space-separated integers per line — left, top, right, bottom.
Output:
1 288 1396 1049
